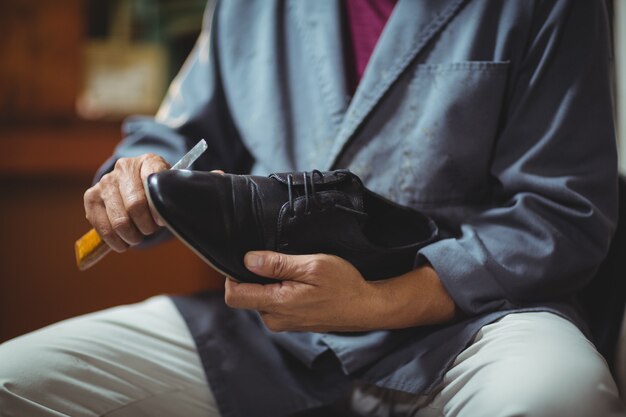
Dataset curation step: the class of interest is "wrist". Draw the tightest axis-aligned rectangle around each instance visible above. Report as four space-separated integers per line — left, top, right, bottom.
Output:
364 265 457 330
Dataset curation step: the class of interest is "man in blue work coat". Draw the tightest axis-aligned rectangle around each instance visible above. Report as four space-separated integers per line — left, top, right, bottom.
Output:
1 1 625 416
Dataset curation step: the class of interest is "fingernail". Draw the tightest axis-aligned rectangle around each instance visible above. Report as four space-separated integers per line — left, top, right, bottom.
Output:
245 252 264 269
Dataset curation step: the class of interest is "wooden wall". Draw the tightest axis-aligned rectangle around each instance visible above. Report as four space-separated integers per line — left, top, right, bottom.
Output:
0 0 221 342
0 0 83 123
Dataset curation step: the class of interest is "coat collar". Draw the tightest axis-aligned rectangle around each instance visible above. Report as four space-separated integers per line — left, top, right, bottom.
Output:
293 0 468 169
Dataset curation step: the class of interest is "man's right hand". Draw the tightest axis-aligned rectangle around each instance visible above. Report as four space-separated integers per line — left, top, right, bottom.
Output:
83 153 170 253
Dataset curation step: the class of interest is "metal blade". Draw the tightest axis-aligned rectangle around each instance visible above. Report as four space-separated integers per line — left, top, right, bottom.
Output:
172 139 208 170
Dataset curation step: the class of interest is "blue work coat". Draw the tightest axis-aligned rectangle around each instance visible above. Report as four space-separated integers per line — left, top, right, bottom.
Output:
97 1 618 416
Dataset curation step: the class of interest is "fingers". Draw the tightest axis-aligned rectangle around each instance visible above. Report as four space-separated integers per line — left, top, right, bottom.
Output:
244 251 305 280
224 279 291 331
224 278 281 310
139 154 171 227
244 251 335 285
139 153 170 183
228 253 366 332
120 174 159 235
129 155 166 231
225 251 322 310
83 153 170 253
84 184 129 252
102 178 144 246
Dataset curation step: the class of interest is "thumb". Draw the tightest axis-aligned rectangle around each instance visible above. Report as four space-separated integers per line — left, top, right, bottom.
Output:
244 251 300 280
140 155 170 227
139 155 170 183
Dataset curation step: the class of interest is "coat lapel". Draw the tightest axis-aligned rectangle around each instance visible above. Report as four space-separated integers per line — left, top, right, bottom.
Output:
290 1 351 137
326 0 469 168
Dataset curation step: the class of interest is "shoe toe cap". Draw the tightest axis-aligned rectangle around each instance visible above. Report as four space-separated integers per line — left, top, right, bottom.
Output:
146 170 233 264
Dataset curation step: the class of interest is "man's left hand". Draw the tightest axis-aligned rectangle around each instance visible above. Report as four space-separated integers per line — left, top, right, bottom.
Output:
224 251 376 332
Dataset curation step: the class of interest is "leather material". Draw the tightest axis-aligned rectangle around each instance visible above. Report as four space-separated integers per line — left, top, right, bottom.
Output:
147 169 438 284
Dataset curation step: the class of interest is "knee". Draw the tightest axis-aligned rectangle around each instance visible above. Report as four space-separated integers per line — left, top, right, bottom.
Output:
462 353 623 417
0 335 70 414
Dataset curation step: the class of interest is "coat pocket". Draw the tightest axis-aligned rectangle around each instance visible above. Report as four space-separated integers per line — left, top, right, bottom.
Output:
347 61 510 207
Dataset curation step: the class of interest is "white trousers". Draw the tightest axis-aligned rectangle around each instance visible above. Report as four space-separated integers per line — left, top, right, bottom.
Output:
0 295 624 417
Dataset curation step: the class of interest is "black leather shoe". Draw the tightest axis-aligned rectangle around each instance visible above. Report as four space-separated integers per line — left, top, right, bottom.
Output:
146 169 437 284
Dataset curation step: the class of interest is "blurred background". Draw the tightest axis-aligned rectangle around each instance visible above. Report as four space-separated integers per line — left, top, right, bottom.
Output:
0 0 625 350
0 0 222 342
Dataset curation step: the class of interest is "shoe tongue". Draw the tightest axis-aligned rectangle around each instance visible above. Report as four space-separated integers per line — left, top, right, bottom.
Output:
269 170 365 212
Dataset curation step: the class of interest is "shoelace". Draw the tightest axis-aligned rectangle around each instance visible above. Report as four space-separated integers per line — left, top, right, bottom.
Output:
286 170 368 219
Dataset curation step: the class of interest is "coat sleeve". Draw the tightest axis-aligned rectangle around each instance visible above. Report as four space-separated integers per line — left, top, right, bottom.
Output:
94 0 252 183
418 0 618 315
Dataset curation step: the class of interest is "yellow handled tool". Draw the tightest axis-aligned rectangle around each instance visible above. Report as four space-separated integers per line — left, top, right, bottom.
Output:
75 139 208 271
75 229 111 271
